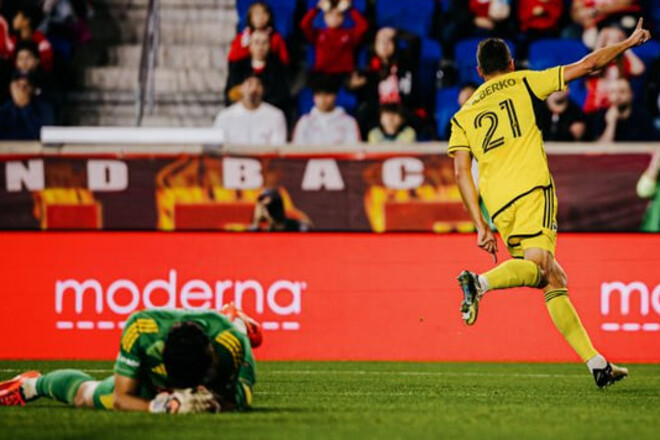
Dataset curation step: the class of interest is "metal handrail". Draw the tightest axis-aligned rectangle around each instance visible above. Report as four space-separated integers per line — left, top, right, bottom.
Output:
135 0 160 126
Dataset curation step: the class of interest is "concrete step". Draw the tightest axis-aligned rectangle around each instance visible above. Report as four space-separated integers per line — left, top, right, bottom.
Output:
116 19 237 44
67 90 223 105
73 102 221 118
70 112 217 127
108 6 238 23
105 0 236 8
108 44 228 70
84 67 227 93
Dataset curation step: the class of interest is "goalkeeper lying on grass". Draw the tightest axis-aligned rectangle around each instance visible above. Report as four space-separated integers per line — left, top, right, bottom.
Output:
0 306 261 414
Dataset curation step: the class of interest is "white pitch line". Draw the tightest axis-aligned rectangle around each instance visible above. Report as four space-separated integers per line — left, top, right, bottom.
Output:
0 369 114 374
0 368 584 378
267 370 586 378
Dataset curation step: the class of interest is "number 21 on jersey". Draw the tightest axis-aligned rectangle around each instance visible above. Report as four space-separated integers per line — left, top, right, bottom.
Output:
474 99 521 153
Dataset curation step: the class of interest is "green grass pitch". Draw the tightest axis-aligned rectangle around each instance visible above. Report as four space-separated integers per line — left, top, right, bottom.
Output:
1 361 659 440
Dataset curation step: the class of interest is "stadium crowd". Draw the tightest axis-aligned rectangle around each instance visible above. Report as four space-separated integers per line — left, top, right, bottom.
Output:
0 1 659 143
217 0 660 144
0 0 91 139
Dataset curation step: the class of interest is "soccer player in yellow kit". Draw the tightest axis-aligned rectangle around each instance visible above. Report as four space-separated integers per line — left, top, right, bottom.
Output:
449 19 652 388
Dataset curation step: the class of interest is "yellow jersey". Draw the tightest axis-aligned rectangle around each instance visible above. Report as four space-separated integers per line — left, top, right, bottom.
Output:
448 66 566 220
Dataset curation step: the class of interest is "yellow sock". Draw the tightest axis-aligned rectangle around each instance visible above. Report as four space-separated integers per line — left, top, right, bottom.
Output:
545 289 598 362
482 259 543 290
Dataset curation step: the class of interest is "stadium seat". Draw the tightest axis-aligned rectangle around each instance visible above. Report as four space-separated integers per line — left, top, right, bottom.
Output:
376 0 436 37
419 38 443 109
631 39 660 68
527 39 589 108
649 0 660 33
528 39 589 71
434 86 460 140
237 0 298 39
305 0 367 28
454 38 516 85
297 87 358 117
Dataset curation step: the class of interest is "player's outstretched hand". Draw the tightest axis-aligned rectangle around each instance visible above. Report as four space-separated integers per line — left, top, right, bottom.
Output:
626 18 651 48
477 227 498 263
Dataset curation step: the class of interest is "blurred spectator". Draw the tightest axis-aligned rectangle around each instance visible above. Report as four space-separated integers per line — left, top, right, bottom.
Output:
444 83 478 136
0 10 13 102
538 89 588 141
214 76 287 145
0 70 53 140
468 0 515 37
354 27 431 138
457 83 477 106
293 75 361 145
583 26 644 114
439 0 473 52
14 40 49 94
571 0 641 47
637 151 660 232
0 8 13 59
301 0 368 76
593 78 657 142
229 1 289 65
225 29 290 112
518 0 564 37
646 57 660 132
251 189 311 232
367 104 417 143
11 5 53 72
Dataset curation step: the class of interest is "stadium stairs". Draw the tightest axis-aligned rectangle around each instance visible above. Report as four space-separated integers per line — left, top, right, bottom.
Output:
66 0 237 127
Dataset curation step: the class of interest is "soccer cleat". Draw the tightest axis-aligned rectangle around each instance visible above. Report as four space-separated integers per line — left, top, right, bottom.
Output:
457 270 483 326
592 363 628 389
221 302 263 349
0 371 41 406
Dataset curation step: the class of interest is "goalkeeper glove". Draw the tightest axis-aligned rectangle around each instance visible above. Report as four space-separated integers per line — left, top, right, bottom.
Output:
149 387 220 414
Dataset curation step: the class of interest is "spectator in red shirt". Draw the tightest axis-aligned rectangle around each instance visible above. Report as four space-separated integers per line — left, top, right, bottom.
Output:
468 0 515 37
0 13 13 59
228 1 289 66
11 6 53 72
0 13 14 103
518 0 564 36
583 26 644 114
353 27 431 138
301 0 368 76
571 0 641 47
225 29 290 113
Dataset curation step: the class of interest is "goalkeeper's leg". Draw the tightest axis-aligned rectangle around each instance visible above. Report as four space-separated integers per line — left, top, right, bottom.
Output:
0 369 105 408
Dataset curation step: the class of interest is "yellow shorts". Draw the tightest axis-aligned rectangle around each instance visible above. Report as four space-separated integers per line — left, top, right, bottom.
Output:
491 186 557 258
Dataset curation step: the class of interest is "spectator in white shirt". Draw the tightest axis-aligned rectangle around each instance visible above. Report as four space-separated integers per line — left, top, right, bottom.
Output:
214 75 287 145
293 75 361 146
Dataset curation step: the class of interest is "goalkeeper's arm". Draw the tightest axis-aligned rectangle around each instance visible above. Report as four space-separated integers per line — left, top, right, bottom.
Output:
113 374 151 412
113 374 219 414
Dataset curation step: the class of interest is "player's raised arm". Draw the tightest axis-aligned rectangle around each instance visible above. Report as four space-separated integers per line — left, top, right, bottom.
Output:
564 18 651 83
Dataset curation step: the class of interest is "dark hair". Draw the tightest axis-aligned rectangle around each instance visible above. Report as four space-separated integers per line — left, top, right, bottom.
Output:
10 69 36 86
477 38 512 76
163 322 214 389
14 40 40 60
247 1 274 30
258 188 286 222
310 74 340 95
15 7 42 29
379 103 405 118
242 74 263 85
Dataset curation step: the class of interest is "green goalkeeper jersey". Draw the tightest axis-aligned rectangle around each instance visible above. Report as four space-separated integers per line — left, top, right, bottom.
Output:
114 309 256 410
